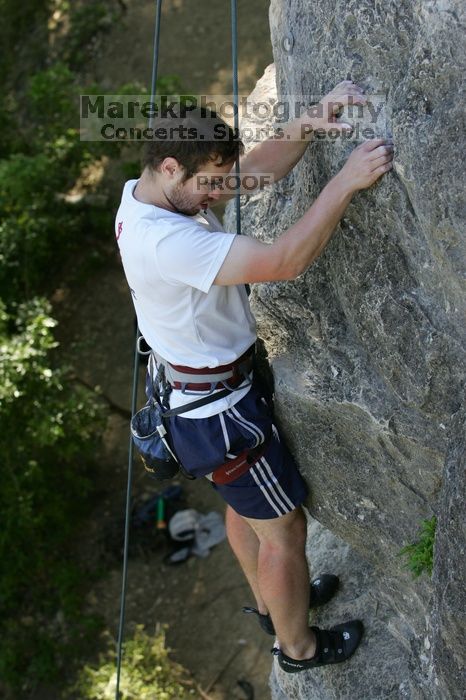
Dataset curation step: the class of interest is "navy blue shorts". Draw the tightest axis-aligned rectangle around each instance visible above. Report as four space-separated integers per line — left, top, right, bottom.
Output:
164 380 309 519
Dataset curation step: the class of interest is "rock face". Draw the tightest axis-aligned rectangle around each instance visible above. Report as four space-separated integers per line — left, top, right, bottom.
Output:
430 407 465 698
225 1 465 698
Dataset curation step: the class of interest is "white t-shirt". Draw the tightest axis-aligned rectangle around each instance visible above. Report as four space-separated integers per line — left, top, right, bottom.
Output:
115 179 257 418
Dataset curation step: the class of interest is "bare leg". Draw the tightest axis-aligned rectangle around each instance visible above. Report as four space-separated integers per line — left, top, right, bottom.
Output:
225 505 268 614
243 507 316 660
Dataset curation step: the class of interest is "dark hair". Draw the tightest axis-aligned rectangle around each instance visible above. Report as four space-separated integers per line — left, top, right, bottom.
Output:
142 105 244 180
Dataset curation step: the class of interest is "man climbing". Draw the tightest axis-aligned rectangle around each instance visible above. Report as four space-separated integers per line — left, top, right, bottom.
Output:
116 81 394 672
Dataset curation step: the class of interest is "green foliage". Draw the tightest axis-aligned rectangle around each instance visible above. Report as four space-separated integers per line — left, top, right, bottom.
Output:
71 626 195 700
153 75 185 96
0 598 104 688
0 298 105 685
27 62 77 138
0 61 117 304
399 516 437 578
0 56 187 305
0 0 50 95
0 149 84 303
58 1 121 69
0 6 116 690
0 0 189 694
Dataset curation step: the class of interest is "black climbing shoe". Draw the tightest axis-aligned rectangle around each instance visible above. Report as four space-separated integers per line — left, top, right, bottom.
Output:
242 607 276 635
272 620 364 673
242 573 339 636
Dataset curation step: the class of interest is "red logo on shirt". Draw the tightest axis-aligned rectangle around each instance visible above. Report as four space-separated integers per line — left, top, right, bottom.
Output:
116 221 123 240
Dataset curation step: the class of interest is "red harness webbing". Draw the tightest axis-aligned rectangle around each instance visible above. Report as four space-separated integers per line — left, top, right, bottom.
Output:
168 344 255 391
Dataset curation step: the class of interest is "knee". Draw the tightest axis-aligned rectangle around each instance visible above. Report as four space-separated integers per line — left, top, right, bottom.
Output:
283 508 307 548
260 508 308 552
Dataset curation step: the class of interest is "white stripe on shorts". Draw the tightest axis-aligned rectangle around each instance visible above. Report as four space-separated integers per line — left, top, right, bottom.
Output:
254 459 293 515
219 413 230 452
219 412 236 458
260 456 295 511
250 466 284 517
226 405 264 447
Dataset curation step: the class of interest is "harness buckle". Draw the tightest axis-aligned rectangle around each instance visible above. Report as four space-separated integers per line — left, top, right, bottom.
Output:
180 381 218 396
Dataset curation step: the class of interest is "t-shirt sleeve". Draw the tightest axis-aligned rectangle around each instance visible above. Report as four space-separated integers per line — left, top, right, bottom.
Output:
154 223 235 293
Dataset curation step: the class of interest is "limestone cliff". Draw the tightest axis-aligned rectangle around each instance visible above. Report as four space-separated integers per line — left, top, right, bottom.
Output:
225 1 465 697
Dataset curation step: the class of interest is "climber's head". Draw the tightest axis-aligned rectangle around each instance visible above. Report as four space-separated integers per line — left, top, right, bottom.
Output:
141 105 244 215
142 104 243 181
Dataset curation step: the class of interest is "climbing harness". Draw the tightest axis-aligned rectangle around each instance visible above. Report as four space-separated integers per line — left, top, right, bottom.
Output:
115 2 245 696
148 343 255 393
131 343 257 480
130 355 233 480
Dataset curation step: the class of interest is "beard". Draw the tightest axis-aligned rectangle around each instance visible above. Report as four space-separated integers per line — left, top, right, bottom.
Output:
165 182 207 216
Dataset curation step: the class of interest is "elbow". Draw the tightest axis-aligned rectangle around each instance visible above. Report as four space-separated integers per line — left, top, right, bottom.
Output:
280 260 307 281
269 243 312 281
285 250 321 279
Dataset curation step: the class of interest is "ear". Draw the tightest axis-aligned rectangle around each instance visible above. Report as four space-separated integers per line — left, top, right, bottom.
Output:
160 157 183 179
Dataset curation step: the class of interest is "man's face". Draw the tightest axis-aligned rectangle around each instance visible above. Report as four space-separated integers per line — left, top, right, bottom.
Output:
166 157 233 216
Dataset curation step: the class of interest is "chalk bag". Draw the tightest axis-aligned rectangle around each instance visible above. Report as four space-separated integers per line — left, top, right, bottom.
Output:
131 401 180 480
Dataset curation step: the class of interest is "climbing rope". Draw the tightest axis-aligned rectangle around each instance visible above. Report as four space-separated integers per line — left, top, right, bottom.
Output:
115 1 242 695
230 0 241 238
114 2 163 697
230 0 250 296
114 324 140 699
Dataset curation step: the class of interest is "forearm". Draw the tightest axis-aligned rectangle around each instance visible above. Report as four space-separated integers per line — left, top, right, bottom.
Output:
214 138 392 287
274 172 354 278
240 115 313 182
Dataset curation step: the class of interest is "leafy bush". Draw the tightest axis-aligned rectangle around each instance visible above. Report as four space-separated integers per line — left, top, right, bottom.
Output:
399 516 437 578
0 0 190 693
71 626 196 700
0 61 121 304
57 0 121 69
27 62 76 132
0 68 190 306
0 0 50 102
0 150 84 302
0 298 105 685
